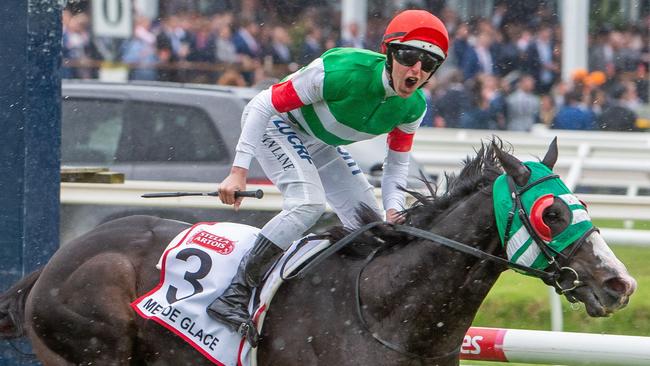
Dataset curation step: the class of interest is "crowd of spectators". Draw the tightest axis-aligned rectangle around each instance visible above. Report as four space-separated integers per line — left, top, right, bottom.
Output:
62 1 649 132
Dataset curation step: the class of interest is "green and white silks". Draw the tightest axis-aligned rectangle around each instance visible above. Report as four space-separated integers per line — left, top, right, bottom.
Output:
493 162 594 271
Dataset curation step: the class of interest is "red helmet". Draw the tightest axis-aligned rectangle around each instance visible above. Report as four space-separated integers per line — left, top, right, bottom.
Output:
381 10 449 61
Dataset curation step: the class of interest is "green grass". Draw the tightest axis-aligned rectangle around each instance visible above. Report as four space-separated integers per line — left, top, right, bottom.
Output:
460 245 650 365
592 218 650 230
473 245 650 335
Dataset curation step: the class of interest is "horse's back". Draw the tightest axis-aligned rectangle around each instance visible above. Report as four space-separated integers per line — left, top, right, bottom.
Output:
38 215 189 290
25 215 190 364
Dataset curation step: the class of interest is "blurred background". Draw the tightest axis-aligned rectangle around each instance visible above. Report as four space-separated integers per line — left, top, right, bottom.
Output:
62 0 650 132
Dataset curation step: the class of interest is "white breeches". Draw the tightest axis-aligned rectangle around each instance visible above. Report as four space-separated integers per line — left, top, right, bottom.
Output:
255 118 381 250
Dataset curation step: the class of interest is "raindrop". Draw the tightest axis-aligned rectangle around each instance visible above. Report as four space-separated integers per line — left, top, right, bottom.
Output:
272 337 286 350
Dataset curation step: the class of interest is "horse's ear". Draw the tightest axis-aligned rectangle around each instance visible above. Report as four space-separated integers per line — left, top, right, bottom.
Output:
541 137 558 170
494 143 530 186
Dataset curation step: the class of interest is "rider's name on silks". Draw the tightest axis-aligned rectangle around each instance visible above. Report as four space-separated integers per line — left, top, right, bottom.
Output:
131 222 259 366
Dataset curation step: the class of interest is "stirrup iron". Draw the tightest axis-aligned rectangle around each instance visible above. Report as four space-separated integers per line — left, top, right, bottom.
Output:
238 319 260 347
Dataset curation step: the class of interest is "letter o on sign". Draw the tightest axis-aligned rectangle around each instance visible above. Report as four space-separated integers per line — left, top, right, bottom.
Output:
102 0 123 26
92 0 132 38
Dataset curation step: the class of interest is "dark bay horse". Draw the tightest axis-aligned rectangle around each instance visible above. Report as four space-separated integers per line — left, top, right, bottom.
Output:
1 139 636 365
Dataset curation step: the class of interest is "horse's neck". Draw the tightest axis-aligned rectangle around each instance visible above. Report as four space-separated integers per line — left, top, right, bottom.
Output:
361 194 504 358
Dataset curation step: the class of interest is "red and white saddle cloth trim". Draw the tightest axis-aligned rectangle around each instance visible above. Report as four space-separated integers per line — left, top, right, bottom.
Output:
131 222 329 366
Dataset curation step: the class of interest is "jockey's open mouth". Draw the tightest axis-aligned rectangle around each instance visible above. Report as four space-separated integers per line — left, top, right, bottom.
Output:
405 76 419 88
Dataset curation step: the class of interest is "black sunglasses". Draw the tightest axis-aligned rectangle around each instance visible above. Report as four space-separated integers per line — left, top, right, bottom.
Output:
391 46 442 73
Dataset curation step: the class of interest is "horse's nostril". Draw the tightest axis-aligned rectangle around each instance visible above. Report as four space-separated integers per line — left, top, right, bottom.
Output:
604 276 635 296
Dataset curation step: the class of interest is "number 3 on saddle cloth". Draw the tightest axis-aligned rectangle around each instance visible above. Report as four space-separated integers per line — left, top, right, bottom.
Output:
131 222 330 366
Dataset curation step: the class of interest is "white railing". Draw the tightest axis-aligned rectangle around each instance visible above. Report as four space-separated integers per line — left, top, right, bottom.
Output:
461 327 650 365
413 127 650 189
61 181 650 245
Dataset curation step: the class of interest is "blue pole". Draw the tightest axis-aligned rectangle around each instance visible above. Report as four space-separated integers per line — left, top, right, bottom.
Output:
0 0 61 364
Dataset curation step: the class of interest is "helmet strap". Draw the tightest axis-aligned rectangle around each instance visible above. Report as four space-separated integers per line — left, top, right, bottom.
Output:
385 46 395 90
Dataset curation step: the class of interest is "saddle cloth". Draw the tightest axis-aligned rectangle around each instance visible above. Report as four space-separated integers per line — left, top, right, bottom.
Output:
131 222 329 366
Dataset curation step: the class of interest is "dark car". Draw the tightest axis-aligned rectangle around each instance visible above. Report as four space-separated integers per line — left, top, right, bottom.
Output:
60 80 427 243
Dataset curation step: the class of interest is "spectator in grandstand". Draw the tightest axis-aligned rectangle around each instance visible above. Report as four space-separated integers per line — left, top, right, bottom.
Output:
492 23 522 77
598 83 640 131
551 91 595 130
264 26 294 65
232 18 262 60
506 74 539 131
214 23 239 64
522 24 558 94
299 26 323 65
461 31 496 81
483 74 508 130
432 69 470 128
187 17 217 63
589 26 615 74
339 22 367 49
615 27 644 73
536 94 556 127
232 18 263 84
449 22 470 69
156 15 192 81
460 77 492 129
121 15 158 81
62 12 99 79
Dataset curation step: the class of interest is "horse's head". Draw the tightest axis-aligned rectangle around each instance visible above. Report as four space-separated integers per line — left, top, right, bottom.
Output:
494 138 636 317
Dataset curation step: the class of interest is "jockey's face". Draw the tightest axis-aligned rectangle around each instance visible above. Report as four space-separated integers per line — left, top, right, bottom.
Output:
390 56 432 98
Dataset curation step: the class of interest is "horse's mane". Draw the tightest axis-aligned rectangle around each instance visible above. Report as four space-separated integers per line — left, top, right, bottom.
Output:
403 139 505 229
328 139 507 256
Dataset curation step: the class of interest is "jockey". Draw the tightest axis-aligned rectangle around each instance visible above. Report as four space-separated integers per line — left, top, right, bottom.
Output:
207 9 449 346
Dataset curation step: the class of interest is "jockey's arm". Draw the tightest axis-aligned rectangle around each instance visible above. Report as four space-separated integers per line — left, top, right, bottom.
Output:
220 60 325 207
233 59 324 171
382 114 423 222
219 88 281 208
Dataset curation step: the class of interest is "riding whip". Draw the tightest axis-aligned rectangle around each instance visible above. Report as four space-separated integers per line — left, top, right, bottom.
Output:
141 189 264 199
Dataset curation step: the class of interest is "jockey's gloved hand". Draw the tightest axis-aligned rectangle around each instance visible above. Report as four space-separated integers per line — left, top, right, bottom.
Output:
386 208 406 224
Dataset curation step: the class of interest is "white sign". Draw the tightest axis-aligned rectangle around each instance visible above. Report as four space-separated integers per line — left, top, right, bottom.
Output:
92 0 133 38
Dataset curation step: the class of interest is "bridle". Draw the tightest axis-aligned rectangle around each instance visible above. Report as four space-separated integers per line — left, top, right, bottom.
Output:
502 173 597 294
288 170 596 360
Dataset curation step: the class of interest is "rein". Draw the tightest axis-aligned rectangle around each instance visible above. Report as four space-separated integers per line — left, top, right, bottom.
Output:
287 169 595 360
291 222 559 361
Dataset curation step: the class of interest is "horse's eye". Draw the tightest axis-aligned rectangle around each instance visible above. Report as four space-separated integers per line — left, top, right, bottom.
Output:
544 210 561 223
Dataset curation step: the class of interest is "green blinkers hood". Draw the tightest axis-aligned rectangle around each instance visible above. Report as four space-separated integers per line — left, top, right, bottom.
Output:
493 162 594 271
